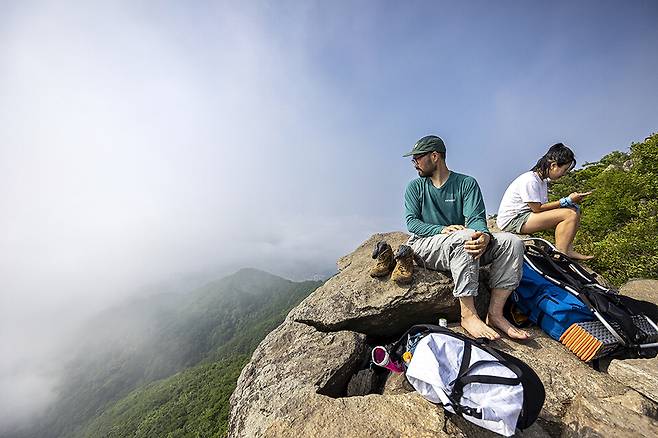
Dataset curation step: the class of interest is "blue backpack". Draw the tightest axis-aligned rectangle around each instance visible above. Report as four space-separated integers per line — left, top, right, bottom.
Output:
511 238 658 362
513 262 594 340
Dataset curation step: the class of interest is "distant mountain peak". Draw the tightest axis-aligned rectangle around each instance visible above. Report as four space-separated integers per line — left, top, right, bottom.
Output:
233 267 278 276
228 268 290 283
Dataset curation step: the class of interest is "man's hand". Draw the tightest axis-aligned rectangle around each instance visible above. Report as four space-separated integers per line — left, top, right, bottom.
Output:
569 191 593 204
441 225 466 234
464 231 490 260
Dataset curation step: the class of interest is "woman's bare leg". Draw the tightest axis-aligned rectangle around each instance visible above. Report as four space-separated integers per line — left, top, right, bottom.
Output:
521 209 593 260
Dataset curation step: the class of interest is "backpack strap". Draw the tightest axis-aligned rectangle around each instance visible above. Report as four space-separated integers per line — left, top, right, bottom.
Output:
527 243 584 290
390 324 451 361
447 342 523 420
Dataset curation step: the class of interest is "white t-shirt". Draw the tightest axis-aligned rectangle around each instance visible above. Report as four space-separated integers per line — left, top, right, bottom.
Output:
496 171 548 230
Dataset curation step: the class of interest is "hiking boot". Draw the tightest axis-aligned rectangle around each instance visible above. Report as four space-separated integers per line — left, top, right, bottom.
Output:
370 240 395 278
391 245 414 285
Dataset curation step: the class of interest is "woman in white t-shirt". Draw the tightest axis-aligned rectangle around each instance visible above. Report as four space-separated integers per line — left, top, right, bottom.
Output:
497 143 593 260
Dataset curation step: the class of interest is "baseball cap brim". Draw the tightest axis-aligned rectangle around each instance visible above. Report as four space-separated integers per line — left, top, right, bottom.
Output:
402 135 446 157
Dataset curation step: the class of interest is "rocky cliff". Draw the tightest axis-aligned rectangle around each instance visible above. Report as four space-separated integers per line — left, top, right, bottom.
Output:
228 232 658 437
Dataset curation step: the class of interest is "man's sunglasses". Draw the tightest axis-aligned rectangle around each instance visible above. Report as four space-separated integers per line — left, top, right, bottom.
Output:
411 151 432 163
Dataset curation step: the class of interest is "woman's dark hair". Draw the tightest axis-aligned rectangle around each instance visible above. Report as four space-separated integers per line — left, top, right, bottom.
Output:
532 143 576 179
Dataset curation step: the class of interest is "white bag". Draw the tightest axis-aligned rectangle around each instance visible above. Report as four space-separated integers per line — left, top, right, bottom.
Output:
405 332 531 437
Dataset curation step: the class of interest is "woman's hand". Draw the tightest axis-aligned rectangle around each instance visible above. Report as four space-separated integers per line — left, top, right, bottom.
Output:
569 191 593 203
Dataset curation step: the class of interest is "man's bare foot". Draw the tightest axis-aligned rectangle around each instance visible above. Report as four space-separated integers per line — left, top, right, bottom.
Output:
461 314 501 340
566 251 594 261
487 314 530 340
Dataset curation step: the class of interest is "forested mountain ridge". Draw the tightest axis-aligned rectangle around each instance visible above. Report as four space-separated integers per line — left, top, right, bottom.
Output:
18 268 322 438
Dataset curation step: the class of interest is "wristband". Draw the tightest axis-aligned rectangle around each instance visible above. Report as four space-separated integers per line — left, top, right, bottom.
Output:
559 197 574 208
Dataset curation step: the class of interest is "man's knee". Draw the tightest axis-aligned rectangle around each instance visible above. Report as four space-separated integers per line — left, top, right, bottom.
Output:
450 229 476 244
488 233 524 290
448 230 479 262
494 232 525 257
511 235 525 257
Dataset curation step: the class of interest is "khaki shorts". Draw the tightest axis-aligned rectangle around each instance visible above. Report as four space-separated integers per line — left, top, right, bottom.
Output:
501 211 532 233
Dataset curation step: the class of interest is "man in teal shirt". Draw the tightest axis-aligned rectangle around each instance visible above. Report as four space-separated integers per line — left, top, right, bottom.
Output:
404 135 529 340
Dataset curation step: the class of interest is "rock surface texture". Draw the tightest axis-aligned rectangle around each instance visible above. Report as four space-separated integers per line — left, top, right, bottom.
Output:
229 232 658 437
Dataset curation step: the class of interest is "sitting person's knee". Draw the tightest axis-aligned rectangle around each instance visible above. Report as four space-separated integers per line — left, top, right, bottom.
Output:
495 231 520 244
452 228 476 242
495 232 525 255
562 208 579 220
511 235 525 254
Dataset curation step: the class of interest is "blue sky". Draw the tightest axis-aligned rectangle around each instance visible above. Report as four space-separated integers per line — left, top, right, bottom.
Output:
1 0 657 426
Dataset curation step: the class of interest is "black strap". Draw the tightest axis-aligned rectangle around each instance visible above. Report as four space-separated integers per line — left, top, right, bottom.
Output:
451 359 522 398
529 244 583 290
458 374 521 387
391 324 452 360
445 403 483 419
451 359 498 386
457 342 472 380
449 349 524 421
485 353 525 381
448 342 473 404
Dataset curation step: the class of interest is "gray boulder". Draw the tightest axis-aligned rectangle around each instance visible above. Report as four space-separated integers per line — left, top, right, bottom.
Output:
562 390 658 437
229 232 658 437
228 319 454 438
228 321 368 437
606 279 658 404
619 279 658 303
289 232 462 337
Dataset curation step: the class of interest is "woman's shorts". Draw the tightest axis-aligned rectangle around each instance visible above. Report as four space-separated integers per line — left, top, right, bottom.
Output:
501 211 532 233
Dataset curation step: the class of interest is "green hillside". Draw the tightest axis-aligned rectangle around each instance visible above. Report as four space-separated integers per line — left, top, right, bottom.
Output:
30 268 321 438
74 357 248 438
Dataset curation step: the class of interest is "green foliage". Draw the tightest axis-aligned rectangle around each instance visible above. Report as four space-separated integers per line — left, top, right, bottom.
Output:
542 133 658 285
75 356 248 438
34 269 322 438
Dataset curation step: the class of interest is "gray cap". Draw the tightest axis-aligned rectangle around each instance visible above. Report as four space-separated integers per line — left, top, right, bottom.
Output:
402 135 446 157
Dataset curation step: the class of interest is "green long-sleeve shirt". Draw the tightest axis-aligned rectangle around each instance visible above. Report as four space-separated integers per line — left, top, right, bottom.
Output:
404 172 490 237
